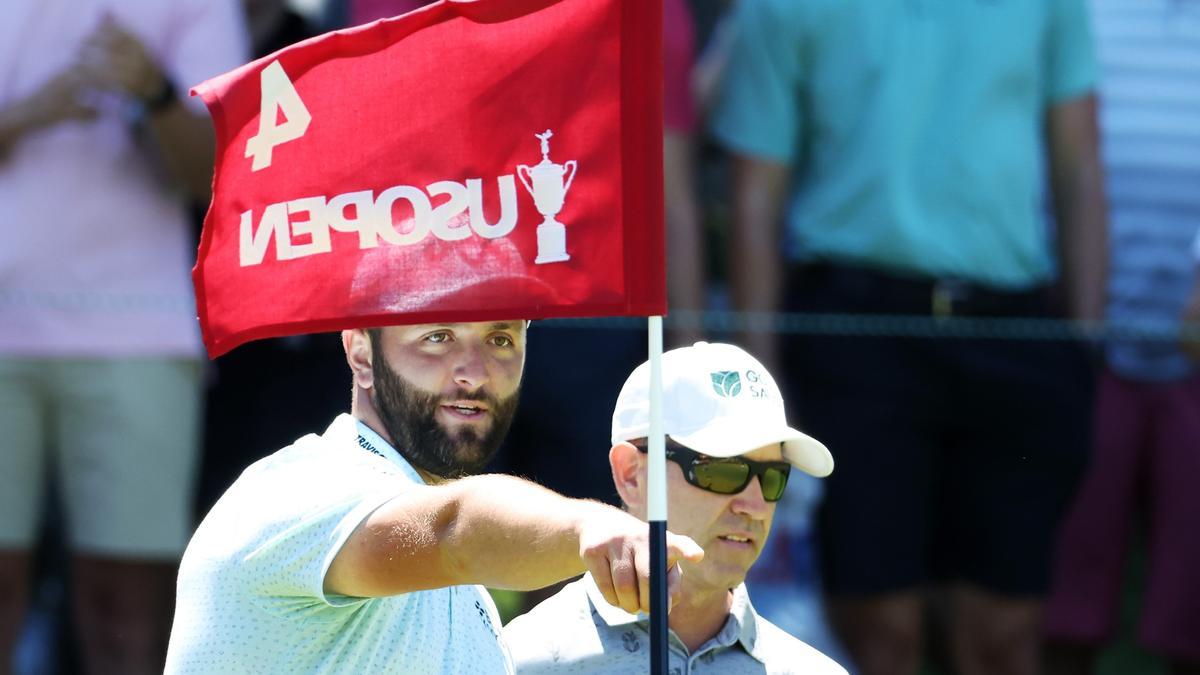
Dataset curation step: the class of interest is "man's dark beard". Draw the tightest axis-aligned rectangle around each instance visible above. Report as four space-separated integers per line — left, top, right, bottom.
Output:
370 354 519 479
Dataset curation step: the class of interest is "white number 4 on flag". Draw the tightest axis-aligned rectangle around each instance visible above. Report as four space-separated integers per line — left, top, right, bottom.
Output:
245 60 311 172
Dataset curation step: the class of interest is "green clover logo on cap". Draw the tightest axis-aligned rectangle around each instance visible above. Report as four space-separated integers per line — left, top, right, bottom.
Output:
711 371 742 398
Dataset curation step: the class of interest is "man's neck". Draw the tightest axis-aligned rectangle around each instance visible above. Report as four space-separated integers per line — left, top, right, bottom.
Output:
351 390 386 438
666 582 735 654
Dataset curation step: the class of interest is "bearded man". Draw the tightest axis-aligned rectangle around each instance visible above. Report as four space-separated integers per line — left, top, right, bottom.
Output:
165 321 703 674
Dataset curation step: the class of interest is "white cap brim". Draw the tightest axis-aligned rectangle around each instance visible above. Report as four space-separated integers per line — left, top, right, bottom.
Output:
668 417 834 478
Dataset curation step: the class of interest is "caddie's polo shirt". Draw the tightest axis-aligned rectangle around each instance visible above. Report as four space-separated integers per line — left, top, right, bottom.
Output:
166 414 512 674
503 575 847 674
710 0 1098 288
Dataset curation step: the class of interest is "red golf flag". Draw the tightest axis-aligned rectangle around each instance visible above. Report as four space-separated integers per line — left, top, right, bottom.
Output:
192 0 665 357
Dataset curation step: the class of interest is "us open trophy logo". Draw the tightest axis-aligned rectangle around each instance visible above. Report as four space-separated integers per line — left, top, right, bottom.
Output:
517 130 577 264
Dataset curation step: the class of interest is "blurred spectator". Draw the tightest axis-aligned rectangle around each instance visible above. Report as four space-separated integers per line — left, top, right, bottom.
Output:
346 0 433 26
690 0 736 116
194 0 339 522
244 0 319 56
0 1 247 672
314 1 436 50
1043 1 1200 674
711 3 1107 675
662 0 707 347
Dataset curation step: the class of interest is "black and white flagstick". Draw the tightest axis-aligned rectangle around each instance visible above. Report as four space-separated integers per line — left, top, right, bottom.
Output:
647 316 669 675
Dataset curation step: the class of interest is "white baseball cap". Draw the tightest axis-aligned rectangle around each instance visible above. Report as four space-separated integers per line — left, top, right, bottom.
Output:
611 342 834 477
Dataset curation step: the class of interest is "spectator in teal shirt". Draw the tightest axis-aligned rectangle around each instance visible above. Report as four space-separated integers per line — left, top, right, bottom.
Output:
711 2 1108 675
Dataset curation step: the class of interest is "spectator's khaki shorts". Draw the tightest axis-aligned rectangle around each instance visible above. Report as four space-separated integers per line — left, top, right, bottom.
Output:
0 358 201 559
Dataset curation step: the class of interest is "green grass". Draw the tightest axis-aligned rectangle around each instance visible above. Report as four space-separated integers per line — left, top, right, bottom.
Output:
487 588 526 625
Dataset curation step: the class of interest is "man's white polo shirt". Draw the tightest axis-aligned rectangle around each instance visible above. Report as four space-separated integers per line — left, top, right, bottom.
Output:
503 574 846 674
166 414 512 674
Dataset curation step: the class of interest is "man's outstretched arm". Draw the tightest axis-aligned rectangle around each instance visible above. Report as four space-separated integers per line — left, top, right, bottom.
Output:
325 476 703 615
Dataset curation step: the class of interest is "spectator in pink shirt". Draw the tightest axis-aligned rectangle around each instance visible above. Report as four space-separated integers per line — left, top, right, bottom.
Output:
0 1 247 671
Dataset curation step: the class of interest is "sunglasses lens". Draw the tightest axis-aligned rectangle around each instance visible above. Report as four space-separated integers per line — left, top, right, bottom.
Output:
760 468 790 502
693 461 751 494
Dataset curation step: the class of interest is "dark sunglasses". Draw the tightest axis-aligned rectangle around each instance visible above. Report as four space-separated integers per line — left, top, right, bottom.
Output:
633 439 791 502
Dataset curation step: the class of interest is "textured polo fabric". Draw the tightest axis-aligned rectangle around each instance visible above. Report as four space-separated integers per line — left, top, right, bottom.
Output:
1092 0 1200 381
503 575 847 675
710 0 1097 287
166 415 512 674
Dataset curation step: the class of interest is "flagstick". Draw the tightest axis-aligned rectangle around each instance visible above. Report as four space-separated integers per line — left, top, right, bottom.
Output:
647 315 668 675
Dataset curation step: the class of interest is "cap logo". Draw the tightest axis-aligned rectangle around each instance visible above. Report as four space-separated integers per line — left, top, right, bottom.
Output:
711 371 742 398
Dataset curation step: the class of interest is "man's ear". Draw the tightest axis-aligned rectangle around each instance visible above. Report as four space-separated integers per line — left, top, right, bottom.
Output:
609 442 646 514
343 329 375 390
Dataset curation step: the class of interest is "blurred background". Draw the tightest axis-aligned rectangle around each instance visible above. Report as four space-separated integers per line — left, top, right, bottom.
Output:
1 0 1197 674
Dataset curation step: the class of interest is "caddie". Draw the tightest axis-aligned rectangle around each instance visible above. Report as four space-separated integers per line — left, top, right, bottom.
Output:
504 342 848 674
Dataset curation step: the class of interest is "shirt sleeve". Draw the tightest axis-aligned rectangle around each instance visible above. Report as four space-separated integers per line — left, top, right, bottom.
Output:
166 0 252 114
260 488 402 608
708 0 807 163
1043 0 1098 104
234 452 413 610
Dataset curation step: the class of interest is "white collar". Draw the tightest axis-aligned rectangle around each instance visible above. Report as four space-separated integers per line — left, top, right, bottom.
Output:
581 573 765 662
326 414 426 485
